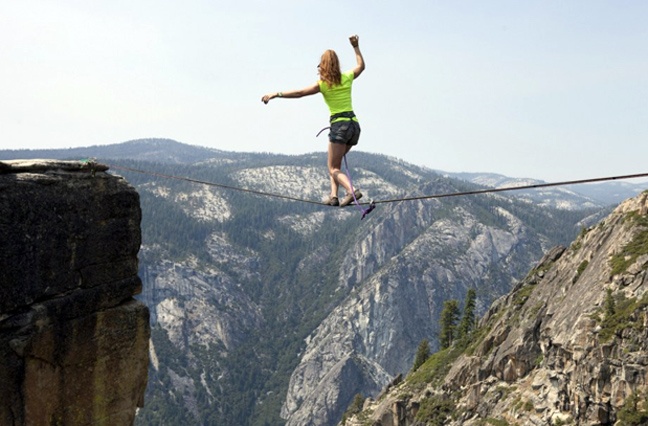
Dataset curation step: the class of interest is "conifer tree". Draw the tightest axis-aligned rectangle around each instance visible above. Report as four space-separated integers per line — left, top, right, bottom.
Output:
605 288 616 318
412 339 430 372
439 300 460 349
458 289 477 340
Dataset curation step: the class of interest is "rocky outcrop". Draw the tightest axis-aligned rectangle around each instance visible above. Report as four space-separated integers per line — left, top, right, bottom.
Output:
346 190 648 425
0 160 150 426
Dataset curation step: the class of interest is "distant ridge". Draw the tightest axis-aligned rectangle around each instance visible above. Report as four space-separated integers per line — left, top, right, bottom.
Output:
0 138 222 164
2 138 644 206
446 171 646 208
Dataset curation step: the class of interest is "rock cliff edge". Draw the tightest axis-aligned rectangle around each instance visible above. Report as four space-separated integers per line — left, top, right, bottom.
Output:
0 160 150 426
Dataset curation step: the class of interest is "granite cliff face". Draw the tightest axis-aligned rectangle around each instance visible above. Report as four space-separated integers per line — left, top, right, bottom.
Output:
346 190 648 425
0 160 150 426
282 181 549 426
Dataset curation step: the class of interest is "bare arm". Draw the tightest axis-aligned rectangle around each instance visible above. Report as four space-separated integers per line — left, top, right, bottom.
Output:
349 35 365 79
261 83 320 104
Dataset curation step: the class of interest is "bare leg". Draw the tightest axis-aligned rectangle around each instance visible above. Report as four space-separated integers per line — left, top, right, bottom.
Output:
328 142 353 194
329 174 338 198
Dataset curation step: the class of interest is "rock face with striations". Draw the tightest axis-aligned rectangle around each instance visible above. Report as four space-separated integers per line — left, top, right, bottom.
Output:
0 160 150 426
283 179 549 426
345 190 648 425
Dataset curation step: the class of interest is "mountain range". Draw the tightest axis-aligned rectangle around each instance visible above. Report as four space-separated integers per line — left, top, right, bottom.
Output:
3 138 645 209
2 138 645 425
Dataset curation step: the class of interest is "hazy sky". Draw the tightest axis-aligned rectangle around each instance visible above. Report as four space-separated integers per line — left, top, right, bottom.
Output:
1 1 646 181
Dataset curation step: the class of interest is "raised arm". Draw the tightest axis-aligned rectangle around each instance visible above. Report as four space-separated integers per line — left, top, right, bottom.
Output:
349 35 365 79
261 83 320 104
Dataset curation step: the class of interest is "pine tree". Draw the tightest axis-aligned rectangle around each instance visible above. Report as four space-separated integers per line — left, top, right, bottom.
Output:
458 289 477 340
439 300 460 349
605 288 616 318
412 339 430 372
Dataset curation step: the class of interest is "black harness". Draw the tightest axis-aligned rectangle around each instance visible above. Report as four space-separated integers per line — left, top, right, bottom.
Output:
329 111 356 122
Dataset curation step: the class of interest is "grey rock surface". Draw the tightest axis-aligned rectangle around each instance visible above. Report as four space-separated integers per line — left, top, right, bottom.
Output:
346 190 648 425
0 160 149 426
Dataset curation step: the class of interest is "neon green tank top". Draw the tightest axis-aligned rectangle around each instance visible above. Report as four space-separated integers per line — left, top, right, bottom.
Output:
319 70 358 123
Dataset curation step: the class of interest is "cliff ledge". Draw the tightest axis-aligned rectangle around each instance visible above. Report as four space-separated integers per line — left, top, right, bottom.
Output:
0 160 150 426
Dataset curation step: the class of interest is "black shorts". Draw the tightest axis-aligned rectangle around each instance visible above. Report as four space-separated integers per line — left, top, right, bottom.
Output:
329 120 361 146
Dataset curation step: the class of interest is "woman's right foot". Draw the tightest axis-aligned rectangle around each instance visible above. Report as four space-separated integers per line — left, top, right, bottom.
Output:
340 190 362 207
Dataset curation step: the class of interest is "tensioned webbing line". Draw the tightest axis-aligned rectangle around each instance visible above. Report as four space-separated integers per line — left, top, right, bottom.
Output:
372 172 648 205
107 163 325 206
107 163 648 207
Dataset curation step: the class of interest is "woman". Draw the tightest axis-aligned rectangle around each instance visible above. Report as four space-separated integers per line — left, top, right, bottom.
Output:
262 35 365 207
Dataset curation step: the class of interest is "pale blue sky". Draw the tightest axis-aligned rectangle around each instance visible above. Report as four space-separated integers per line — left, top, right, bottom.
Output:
1 1 646 181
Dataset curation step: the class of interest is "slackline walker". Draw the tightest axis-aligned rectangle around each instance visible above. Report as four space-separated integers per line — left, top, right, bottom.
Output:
261 34 366 214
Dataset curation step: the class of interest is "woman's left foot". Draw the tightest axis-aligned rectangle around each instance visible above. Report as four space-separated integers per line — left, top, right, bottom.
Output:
325 196 339 206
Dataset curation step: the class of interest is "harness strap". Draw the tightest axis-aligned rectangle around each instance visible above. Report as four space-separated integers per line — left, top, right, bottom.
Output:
330 111 356 123
317 111 357 137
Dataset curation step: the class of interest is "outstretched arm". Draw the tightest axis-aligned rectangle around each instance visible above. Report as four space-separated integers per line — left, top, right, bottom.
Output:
261 83 320 104
349 35 365 79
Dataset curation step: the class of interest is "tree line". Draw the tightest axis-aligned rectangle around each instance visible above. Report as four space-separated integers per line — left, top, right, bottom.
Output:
412 289 477 372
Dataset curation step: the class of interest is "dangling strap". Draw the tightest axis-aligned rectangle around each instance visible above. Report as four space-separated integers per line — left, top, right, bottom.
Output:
343 155 375 220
